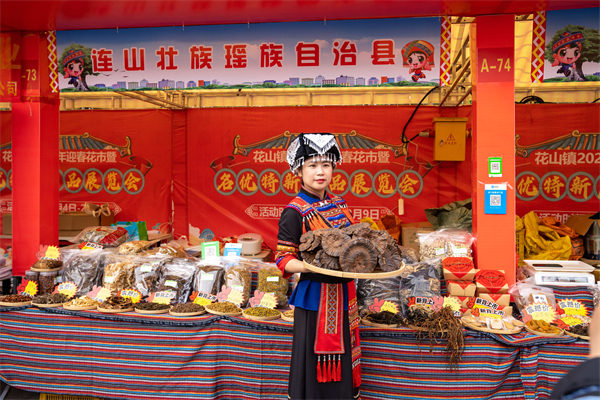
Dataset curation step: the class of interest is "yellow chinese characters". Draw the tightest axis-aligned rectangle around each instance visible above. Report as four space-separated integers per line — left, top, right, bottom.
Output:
85 171 101 191
106 171 121 191
261 172 279 193
400 174 418 195
217 172 234 192
377 173 394 195
351 173 369 194
283 173 300 194
124 172 141 191
542 175 564 198
570 176 591 198
329 174 347 193
239 173 257 192
66 172 82 189
517 176 538 197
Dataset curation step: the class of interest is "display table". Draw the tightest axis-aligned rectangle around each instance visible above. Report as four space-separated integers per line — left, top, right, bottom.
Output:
0 306 589 400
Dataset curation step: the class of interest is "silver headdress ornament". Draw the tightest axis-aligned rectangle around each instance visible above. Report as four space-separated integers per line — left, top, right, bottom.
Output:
286 133 343 173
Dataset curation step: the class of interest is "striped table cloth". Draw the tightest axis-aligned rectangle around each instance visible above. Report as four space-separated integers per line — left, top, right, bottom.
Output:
0 307 589 400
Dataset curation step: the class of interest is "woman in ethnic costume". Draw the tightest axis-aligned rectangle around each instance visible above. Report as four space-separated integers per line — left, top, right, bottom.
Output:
275 133 361 400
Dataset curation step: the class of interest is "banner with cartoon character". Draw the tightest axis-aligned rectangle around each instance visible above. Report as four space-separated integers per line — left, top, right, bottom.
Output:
0 110 174 245
56 18 441 92
540 8 600 82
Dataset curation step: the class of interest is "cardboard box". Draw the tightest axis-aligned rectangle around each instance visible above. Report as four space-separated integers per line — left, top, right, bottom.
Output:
447 280 476 297
2 212 114 237
476 282 509 295
475 269 508 294
443 257 477 281
478 293 510 307
566 213 600 259
400 221 434 255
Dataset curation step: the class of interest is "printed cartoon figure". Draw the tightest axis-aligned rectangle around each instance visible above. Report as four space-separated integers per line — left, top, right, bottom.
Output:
62 49 90 91
551 31 585 81
401 40 435 82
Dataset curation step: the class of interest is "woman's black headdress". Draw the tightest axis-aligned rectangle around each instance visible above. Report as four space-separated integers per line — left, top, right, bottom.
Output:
286 133 342 173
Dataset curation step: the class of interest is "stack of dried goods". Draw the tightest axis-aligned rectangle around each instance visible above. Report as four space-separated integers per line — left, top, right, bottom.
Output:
134 301 171 311
300 223 403 274
363 311 403 326
206 301 242 314
99 295 133 310
156 260 196 303
62 250 106 295
75 226 129 247
257 266 289 307
103 258 136 293
32 259 63 270
224 265 252 307
568 324 589 337
1 294 33 303
133 259 165 297
32 293 69 304
64 296 100 308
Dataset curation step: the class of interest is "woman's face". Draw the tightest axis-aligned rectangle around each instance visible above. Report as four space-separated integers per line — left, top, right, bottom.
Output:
298 159 333 195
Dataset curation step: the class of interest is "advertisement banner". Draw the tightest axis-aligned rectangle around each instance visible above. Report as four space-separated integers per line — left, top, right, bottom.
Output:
542 8 600 82
515 103 600 222
56 18 441 92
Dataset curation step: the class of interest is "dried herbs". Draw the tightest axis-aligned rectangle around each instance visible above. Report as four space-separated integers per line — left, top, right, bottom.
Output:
1 294 33 303
64 296 100 308
103 259 135 293
407 305 464 372
32 259 62 270
156 259 196 304
257 267 288 307
32 293 69 304
171 303 205 313
224 265 251 307
364 311 403 325
134 301 171 311
133 258 164 297
526 319 562 334
569 324 589 336
283 309 295 319
118 240 150 255
399 259 441 316
206 301 241 314
357 277 401 316
62 250 106 295
194 265 225 295
244 307 281 317
99 295 133 310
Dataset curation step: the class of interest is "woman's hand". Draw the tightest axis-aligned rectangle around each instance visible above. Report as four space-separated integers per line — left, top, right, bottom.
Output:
285 258 310 274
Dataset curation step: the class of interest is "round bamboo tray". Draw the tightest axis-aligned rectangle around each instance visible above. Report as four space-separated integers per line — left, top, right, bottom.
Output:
280 313 294 322
32 302 65 308
524 325 564 337
303 261 405 280
461 317 522 335
205 307 242 317
134 307 171 315
361 318 398 329
565 330 589 341
30 266 61 272
242 309 281 321
169 310 206 317
0 298 32 307
97 306 134 314
62 304 98 311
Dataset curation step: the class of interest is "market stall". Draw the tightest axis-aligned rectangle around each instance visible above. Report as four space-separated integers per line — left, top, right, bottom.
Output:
0 306 590 400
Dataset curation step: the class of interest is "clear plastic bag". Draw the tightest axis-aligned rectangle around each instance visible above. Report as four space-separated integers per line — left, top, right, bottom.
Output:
256 264 289 308
508 280 557 313
72 226 129 247
444 229 474 258
103 254 136 293
156 259 196 304
132 255 167 297
145 240 188 258
399 258 442 317
118 240 151 255
357 277 401 317
224 263 252 307
398 245 419 264
194 261 226 296
61 249 108 295
417 231 448 261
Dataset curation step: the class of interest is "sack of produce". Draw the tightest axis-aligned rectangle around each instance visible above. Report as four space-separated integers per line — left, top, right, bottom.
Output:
156 259 196 304
256 264 289 308
131 255 169 298
194 261 226 296
398 258 442 317
103 254 136 294
357 277 401 317
61 249 108 295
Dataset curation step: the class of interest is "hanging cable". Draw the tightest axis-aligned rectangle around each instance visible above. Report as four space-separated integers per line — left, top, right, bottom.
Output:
401 85 441 144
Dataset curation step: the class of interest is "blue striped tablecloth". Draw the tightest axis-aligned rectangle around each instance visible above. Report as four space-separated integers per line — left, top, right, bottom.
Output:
0 306 590 400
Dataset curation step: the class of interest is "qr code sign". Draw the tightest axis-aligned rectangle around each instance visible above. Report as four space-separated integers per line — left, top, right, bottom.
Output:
490 162 500 173
490 195 501 206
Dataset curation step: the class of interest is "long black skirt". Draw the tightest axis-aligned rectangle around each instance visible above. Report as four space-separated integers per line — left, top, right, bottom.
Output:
289 306 359 400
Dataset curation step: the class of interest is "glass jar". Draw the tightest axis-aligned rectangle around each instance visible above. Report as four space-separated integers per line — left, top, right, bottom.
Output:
25 270 39 284
39 271 58 295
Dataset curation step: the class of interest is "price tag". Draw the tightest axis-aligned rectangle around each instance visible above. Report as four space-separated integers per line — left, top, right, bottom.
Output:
165 280 178 289
249 290 278 309
148 291 176 305
17 279 38 298
201 273 215 282
267 276 279 282
442 296 462 312
407 296 434 308
87 285 111 302
435 247 445 256
472 298 500 310
475 307 505 319
532 294 548 304
368 298 399 314
35 244 61 261
522 302 558 323
104 276 115 284
140 264 153 273
190 291 217 306
557 298 588 316
556 314 585 328
119 289 142 303
217 287 244 306
53 282 78 299
452 245 468 256
79 242 103 251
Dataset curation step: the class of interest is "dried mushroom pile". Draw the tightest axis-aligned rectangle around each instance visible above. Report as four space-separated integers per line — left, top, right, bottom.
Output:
300 223 403 274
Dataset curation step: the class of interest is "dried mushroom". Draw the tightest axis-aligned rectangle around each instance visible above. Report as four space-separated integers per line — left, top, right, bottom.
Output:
339 238 377 273
315 249 341 271
379 243 403 272
321 231 351 257
341 222 371 238
301 250 317 265
364 229 387 254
